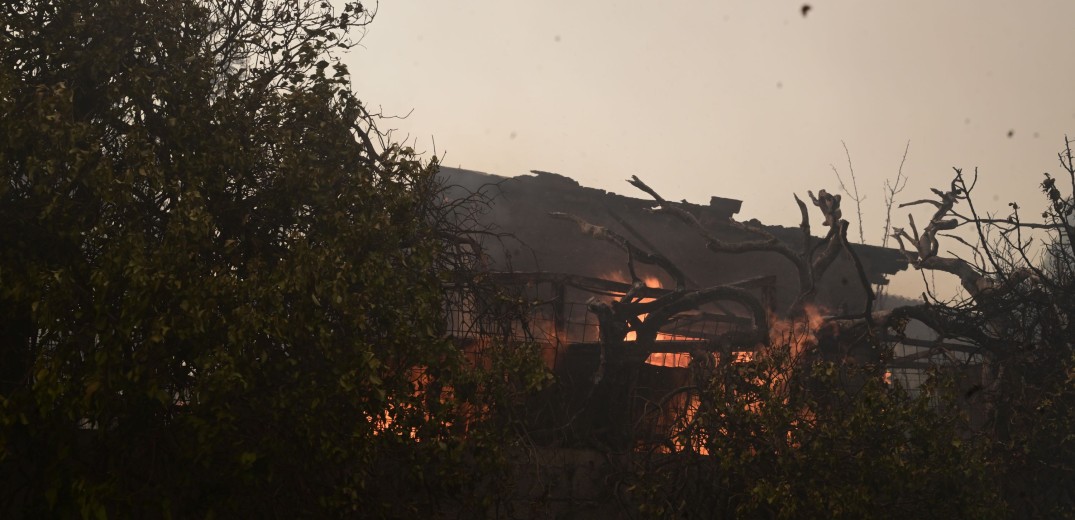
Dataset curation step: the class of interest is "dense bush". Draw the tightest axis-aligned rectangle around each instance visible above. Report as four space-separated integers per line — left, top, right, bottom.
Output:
0 1 545 516
624 342 1004 519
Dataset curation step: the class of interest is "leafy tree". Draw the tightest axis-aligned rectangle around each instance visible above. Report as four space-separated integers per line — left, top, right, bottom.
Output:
0 1 539 517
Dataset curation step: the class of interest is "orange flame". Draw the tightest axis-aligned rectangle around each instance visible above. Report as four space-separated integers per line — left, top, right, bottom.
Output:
667 307 829 455
600 270 663 289
766 303 826 357
645 352 691 367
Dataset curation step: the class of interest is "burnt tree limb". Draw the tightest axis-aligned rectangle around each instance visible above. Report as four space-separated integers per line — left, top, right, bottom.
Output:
892 169 1039 301
548 208 770 341
631 285 770 348
549 211 688 291
628 175 816 307
628 175 876 322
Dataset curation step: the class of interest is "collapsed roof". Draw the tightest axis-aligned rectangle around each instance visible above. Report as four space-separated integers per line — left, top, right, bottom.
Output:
439 167 907 315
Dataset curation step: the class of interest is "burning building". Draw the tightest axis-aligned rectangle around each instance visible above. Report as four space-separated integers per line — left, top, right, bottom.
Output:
437 167 913 447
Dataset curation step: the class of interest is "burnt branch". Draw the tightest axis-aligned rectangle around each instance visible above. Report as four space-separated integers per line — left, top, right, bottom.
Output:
627 176 814 306
609 285 770 349
548 212 688 291
810 224 844 281
891 169 1004 298
839 222 876 324
830 141 866 243
628 176 881 322
808 189 842 227
794 194 813 257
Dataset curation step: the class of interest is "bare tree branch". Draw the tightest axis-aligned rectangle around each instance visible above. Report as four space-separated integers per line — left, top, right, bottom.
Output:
831 141 865 243
548 212 688 291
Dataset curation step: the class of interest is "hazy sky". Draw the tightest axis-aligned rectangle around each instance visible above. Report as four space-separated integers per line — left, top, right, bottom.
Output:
347 1 1075 297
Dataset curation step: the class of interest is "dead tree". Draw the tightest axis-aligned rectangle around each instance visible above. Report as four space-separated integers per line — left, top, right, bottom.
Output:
872 147 1075 516
549 175 888 448
877 167 1069 430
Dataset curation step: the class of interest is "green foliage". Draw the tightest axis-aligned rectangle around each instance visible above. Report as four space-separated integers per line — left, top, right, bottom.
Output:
0 1 540 516
625 341 1005 519
983 145 1075 519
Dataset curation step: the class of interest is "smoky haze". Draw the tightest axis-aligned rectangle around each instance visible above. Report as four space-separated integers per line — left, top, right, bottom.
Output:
348 1 1075 298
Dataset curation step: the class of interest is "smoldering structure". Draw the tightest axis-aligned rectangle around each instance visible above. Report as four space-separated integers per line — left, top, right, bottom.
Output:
438 167 975 448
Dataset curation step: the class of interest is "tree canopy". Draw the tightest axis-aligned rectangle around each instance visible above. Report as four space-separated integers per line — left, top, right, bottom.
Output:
0 1 540 516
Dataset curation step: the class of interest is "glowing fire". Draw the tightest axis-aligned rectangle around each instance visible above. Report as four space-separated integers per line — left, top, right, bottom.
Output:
666 306 829 455
588 271 728 351
600 270 663 289
766 303 826 357
645 350 755 369
646 352 691 368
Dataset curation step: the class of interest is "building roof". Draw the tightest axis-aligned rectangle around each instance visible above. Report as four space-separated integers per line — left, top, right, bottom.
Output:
439 167 908 314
